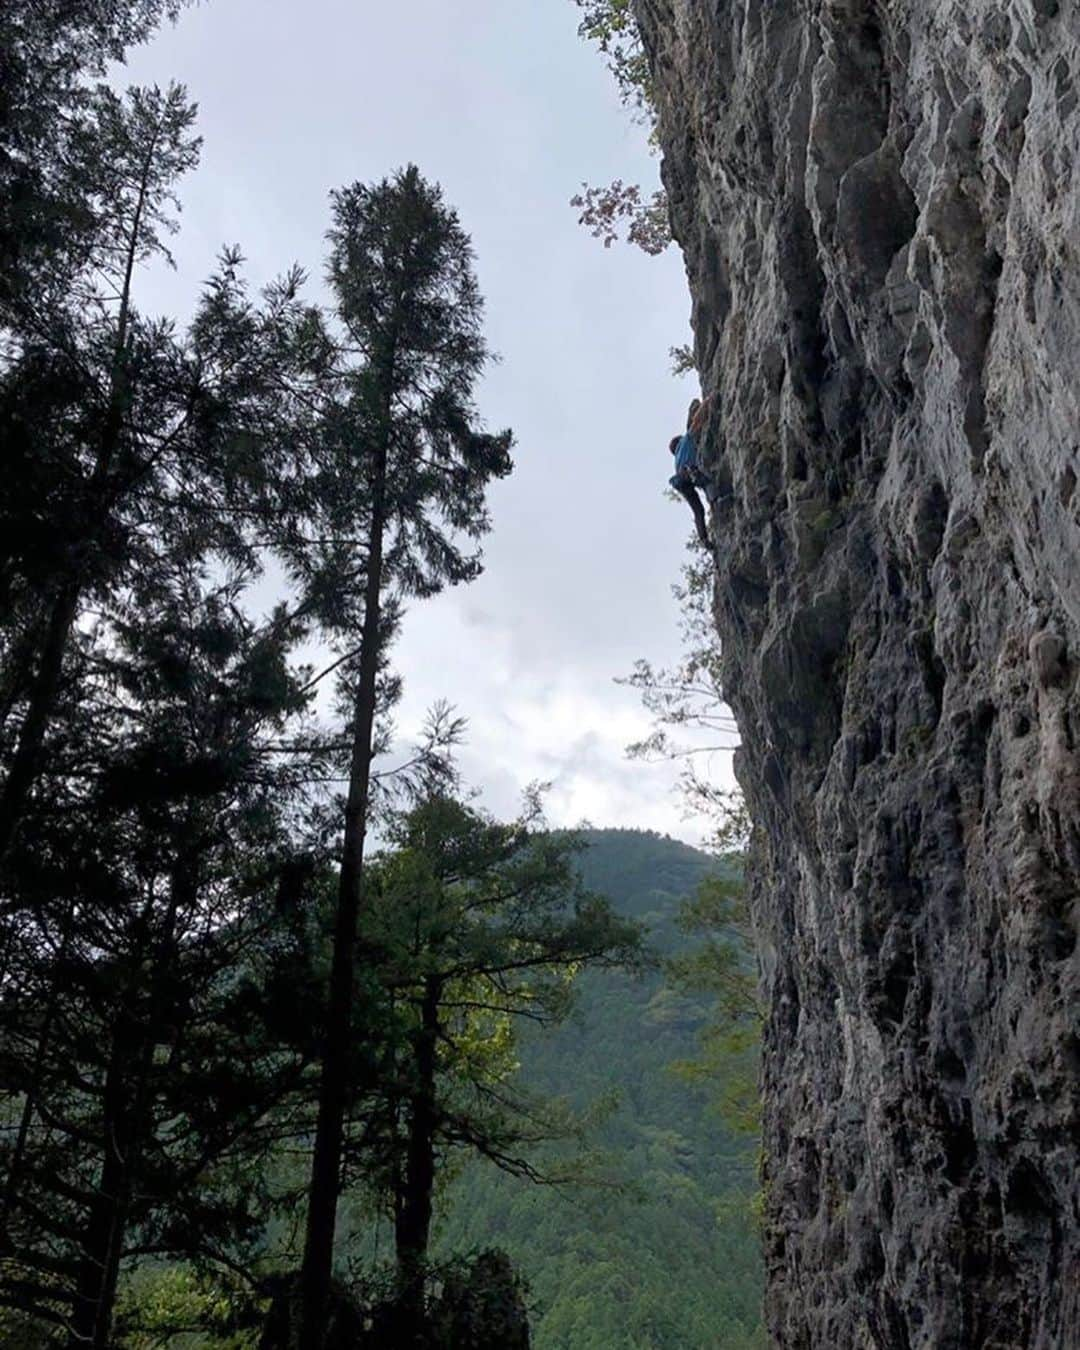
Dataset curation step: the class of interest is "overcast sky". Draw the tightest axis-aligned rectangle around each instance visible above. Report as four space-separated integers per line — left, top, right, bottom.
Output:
120 0 738 841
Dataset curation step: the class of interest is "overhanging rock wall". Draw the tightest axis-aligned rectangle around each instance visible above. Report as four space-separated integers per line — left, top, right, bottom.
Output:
634 2 1080 1345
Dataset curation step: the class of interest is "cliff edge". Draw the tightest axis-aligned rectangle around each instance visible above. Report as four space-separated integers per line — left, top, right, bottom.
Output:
634 1 1079 1345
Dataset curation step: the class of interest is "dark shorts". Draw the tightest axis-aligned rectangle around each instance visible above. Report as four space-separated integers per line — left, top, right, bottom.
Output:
670 467 708 491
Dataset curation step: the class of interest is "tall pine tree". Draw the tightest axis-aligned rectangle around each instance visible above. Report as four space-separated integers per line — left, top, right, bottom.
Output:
0 565 319 1345
290 167 513 1346
0 80 323 865
0 0 190 320
356 793 644 1337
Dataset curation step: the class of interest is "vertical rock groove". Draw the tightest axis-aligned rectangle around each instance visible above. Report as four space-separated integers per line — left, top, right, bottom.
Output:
635 2 1080 1345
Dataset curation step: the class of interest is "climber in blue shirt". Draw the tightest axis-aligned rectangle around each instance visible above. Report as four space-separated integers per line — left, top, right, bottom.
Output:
669 394 713 547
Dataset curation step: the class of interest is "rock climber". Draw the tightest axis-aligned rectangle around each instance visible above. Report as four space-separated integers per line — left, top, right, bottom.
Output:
669 393 713 548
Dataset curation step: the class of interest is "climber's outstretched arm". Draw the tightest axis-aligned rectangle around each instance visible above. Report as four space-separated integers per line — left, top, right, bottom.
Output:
689 392 715 437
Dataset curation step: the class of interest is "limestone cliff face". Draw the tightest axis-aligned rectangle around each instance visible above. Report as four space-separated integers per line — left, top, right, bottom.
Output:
634 2 1080 1345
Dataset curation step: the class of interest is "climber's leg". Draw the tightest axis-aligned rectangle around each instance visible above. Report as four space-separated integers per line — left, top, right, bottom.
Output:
675 479 710 548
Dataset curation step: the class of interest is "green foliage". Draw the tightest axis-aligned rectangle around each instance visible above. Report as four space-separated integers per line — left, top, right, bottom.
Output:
0 69 323 862
0 566 319 1336
9 831 765 1348
114 1266 259 1349
427 1250 531 1350
337 794 645 1332
0 37 333 1334
572 0 653 116
430 830 766 1349
568 2 675 257
280 165 514 643
284 165 514 1343
667 874 763 1138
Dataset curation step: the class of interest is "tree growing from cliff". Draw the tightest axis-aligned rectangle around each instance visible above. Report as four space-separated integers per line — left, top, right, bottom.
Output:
569 0 672 255
622 557 740 821
573 0 651 114
621 558 762 1136
290 168 513 1346
570 179 670 255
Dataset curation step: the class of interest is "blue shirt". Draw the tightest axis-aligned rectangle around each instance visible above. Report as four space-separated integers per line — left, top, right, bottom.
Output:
674 431 697 473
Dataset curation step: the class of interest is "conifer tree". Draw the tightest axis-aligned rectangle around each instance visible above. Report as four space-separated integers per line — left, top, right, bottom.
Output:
0 82 323 865
0 82 203 859
0 0 190 319
356 793 644 1336
0 566 319 1345
291 167 513 1346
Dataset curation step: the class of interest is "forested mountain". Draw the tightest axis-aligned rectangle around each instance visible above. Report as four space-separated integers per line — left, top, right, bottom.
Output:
358 829 766 1350
90 829 763 1349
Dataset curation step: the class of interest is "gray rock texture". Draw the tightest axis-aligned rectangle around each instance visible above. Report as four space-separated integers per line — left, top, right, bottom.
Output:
633 1 1080 1345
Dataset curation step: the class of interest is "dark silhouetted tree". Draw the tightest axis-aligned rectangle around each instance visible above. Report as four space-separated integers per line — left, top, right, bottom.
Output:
0 82 325 866
0 566 319 1345
0 0 190 319
290 167 513 1346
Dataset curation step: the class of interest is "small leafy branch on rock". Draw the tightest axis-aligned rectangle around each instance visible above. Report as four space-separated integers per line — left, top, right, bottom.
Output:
621 558 763 1140
570 1 673 255
573 0 653 115
570 180 671 255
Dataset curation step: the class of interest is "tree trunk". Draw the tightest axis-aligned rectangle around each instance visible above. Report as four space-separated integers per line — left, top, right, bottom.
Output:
67 1009 140 1348
0 579 82 862
0 919 72 1246
297 444 388 1348
394 977 441 1341
67 873 184 1349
